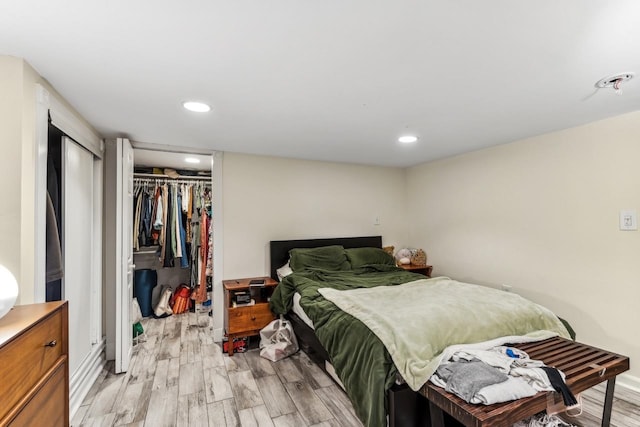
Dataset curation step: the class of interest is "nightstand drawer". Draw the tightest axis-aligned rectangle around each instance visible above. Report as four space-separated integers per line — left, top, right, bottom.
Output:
251 304 276 328
398 264 433 277
227 305 274 334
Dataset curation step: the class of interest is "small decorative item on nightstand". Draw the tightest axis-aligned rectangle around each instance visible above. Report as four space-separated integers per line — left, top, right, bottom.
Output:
410 249 427 266
382 245 395 257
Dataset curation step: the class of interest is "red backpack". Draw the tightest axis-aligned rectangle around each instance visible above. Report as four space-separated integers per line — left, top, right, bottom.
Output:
170 284 192 314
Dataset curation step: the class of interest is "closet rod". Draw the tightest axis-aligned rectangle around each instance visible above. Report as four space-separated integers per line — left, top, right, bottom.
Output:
134 172 211 181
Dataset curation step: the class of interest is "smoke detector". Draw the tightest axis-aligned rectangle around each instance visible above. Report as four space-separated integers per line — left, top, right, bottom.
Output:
595 72 634 93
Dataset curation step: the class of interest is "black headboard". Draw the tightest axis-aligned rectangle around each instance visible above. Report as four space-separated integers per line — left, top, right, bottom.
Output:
269 236 383 280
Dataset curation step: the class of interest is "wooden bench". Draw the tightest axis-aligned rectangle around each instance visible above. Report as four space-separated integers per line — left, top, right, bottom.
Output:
421 337 630 427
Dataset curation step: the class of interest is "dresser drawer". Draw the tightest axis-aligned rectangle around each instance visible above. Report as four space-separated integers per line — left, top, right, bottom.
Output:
7 359 67 427
227 304 275 334
0 308 63 420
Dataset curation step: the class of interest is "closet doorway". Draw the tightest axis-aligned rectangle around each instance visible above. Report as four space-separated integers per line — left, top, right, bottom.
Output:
105 139 219 373
132 149 214 322
45 122 103 378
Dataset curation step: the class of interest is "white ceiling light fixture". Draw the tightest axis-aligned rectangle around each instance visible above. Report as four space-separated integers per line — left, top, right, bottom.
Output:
398 135 418 144
595 72 635 95
182 101 211 112
184 157 201 164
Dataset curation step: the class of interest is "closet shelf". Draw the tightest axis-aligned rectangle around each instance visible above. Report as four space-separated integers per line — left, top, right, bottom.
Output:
134 246 160 255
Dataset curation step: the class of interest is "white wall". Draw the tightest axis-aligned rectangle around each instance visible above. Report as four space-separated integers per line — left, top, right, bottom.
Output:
0 55 99 305
0 57 24 297
222 153 408 278
0 56 44 302
406 111 640 380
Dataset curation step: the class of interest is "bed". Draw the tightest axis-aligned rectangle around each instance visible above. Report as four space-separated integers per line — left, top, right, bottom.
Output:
268 236 628 427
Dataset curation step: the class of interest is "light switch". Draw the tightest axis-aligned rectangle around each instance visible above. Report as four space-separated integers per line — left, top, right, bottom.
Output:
619 210 637 231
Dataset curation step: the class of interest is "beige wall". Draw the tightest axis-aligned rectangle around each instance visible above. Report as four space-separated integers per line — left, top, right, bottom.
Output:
0 55 98 304
222 153 408 278
406 112 640 379
0 56 40 302
19 60 40 302
0 56 25 299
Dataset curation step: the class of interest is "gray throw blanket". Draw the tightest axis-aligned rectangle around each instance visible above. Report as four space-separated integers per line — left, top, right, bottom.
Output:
436 361 508 402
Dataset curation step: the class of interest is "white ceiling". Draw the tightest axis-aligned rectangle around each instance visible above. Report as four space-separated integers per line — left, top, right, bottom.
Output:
2 1 639 167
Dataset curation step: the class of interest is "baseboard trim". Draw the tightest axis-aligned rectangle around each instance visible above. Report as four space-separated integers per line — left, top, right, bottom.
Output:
618 373 640 394
213 327 224 343
69 338 106 419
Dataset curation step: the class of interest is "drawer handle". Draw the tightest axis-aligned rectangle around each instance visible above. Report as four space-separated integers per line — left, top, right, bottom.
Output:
45 340 57 347
251 316 256 321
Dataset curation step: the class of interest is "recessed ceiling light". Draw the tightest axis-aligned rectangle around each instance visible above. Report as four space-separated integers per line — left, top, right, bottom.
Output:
398 135 418 144
182 101 211 113
184 157 201 164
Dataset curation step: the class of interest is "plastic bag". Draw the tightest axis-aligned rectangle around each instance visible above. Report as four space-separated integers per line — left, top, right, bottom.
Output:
259 315 299 362
131 297 143 323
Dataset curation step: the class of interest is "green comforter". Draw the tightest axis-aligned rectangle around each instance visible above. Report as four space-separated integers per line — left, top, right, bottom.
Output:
269 267 570 427
270 265 418 427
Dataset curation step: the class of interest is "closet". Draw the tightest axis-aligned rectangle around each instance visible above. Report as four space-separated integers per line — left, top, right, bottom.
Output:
46 125 102 379
131 170 213 318
37 83 105 418
46 123 64 302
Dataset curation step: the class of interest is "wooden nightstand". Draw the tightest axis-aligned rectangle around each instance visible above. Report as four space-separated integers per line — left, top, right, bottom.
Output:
398 264 433 277
223 276 278 356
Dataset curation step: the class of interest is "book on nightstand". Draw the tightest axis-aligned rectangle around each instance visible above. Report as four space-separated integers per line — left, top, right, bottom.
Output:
232 299 255 308
249 279 266 287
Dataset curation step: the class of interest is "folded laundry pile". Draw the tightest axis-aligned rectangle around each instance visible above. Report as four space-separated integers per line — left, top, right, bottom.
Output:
430 345 577 407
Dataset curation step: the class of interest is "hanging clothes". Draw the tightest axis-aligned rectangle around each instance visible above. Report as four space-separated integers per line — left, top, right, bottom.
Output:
160 183 169 264
176 189 189 269
132 179 213 280
163 184 175 268
186 184 193 243
46 192 63 283
133 176 212 303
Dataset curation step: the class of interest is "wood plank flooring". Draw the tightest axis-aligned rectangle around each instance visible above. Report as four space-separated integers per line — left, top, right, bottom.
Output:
72 312 639 426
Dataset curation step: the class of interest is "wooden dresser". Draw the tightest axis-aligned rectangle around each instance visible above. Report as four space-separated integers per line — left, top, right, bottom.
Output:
0 302 69 427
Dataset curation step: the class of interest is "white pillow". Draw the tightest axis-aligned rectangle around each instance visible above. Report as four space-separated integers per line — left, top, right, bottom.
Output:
276 261 293 280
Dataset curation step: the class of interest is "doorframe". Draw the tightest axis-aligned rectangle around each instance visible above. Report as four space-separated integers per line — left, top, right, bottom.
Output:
212 151 224 342
115 138 134 373
128 142 224 341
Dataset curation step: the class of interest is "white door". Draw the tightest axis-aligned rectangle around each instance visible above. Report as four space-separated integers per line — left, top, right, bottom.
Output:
63 137 95 376
115 137 134 373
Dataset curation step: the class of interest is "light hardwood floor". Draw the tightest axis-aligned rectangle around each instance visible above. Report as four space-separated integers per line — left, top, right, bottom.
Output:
72 312 639 427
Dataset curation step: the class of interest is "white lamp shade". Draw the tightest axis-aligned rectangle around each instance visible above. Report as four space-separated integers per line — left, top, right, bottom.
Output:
0 265 19 319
